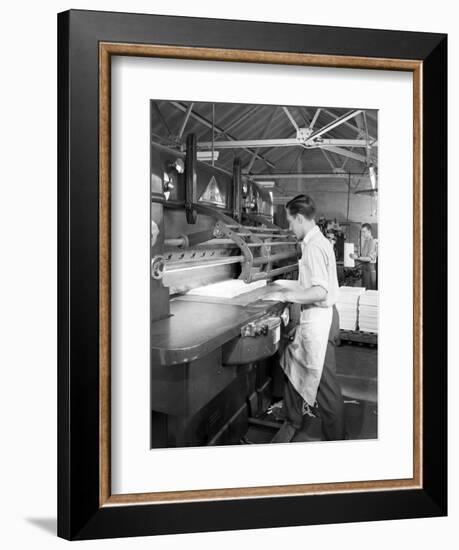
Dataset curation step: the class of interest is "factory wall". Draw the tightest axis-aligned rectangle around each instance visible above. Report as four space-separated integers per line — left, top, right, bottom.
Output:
305 190 377 225
274 179 378 234
273 180 378 256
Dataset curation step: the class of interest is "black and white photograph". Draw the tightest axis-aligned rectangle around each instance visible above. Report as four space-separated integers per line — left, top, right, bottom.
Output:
150 100 379 448
0 1 452 546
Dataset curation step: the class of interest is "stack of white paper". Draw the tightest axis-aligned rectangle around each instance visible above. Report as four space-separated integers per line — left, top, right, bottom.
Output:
358 290 379 333
186 279 266 298
344 242 355 268
336 287 366 330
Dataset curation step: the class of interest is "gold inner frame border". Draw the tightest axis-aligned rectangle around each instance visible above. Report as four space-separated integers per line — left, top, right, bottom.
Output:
98 42 423 507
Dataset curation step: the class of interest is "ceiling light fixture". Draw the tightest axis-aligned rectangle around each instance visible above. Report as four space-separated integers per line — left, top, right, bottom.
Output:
197 150 220 162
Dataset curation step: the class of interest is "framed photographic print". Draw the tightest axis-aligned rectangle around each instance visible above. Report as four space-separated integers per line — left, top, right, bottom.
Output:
57 9 447 540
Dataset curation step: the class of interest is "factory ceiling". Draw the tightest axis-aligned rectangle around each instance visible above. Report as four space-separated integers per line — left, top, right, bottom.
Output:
150 100 378 200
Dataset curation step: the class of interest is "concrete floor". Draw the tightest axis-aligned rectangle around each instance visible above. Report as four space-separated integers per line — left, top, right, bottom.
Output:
245 342 377 444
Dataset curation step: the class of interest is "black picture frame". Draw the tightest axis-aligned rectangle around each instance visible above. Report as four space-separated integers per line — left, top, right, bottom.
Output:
58 9 447 540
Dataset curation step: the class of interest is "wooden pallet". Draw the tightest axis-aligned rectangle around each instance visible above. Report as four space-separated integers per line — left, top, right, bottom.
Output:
339 329 378 347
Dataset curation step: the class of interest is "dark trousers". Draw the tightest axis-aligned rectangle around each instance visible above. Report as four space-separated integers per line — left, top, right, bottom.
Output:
362 263 377 290
283 306 346 440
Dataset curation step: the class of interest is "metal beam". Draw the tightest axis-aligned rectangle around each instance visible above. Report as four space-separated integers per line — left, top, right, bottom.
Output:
252 109 307 159
323 108 376 141
308 110 363 141
302 107 312 126
245 108 278 173
320 148 337 171
251 172 361 180
222 105 259 133
309 108 321 130
151 130 178 148
340 130 365 171
253 134 299 168
282 107 300 132
319 145 367 163
365 110 378 122
152 102 173 138
355 111 365 132
261 108 376 160
320 139 373 147
323 108 360 133
341 153 352 171
150 139 233 178
200 138 294 149
363 111 372 165
170 101 275 169
177 102 194 140
197 138 370 149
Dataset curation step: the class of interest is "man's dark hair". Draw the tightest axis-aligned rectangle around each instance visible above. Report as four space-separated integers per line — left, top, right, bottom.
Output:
285 194 316 220
361 223 372 233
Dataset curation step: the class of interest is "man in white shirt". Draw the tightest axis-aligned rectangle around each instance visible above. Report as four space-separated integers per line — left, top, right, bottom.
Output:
351 222 378 290
263 194 345 442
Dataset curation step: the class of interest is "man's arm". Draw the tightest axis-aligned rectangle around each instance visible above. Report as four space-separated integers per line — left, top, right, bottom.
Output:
352 254 371 262
262 244 329 304
262 285 327 304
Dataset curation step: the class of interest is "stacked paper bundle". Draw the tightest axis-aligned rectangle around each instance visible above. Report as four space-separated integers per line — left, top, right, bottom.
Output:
336 287 366 330
358 290 379 333
186 279 266 298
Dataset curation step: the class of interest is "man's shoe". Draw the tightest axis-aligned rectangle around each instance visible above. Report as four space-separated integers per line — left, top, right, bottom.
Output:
267 400 287 422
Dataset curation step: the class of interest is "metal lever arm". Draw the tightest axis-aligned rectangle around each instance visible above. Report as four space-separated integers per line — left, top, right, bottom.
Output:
185 133 197 224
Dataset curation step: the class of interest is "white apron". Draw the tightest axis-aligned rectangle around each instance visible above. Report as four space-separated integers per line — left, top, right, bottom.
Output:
280 305 332 406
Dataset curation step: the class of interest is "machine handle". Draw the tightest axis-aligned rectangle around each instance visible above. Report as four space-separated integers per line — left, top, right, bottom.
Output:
185 133 197 224
164 228 218 248
232 157 242 222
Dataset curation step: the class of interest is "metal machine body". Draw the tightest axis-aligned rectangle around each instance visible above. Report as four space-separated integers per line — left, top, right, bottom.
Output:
150 135 298 448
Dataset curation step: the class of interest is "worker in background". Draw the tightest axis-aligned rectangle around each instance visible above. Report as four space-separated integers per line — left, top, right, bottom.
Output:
262 195 345 443
351 223 377 290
